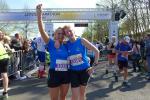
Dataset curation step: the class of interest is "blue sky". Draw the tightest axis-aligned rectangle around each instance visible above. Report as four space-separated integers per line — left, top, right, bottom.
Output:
5 0 100 36
6 0 98 9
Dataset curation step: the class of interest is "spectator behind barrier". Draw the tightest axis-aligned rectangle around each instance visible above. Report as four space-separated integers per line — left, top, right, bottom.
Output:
145 33 150 80
3 36 15 54
22 39 31 53
11 33 23 51
131 41 141 72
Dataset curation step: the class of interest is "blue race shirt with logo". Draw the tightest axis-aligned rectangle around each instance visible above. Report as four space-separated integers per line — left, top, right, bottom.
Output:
47 39 69 71
66 38 90 71
115 42 131 61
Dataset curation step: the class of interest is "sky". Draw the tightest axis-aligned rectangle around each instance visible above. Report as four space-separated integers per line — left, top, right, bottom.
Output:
5 0 98 37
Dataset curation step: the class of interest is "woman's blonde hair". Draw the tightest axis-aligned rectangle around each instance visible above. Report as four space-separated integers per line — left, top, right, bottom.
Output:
63 25 73 33
4 36 11 44
63 25 70 30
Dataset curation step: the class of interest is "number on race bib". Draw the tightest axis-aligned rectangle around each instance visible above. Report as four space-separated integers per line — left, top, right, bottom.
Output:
69 54 84 66
55 60 69 71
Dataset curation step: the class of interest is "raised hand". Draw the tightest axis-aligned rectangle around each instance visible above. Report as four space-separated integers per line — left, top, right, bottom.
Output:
36 4 43 16
36 4 50 44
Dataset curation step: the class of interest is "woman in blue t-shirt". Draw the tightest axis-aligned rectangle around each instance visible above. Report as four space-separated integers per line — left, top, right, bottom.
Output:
63 26 99 100
36 4 70 100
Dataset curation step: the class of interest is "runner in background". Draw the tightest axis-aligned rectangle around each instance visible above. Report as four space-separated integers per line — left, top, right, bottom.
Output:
34 36 46 78
107 35 118 81
115 36 132 87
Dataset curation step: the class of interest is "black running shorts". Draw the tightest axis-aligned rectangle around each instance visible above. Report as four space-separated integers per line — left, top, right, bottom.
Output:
70 69 90 88
118 60 128 70
0 58 9 74
47 69 70 88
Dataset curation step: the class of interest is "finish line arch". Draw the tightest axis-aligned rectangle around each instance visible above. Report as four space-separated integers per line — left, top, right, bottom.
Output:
0 8 118 42
0 8 112 22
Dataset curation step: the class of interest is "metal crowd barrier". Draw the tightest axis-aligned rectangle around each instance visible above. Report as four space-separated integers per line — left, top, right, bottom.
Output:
7 50 37 76
99 50 109 62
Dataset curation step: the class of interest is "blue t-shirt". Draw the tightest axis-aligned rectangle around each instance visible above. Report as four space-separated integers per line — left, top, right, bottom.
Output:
66 38 90 71
47 39 69 71
115 42 131 61
31 41 37 50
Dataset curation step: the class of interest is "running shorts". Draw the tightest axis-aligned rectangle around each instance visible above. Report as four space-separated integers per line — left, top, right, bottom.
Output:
0 58 9 73
118 60 128 70
37 51 45 62
47 69 70 88
69 69 90 88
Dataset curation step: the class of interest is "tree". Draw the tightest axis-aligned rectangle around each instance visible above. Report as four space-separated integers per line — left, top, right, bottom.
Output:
96 0 150 40
120 0 150 39
82 21 109 43
0 0 10 34
0 0 9 10
82 24 96 42
12 4 38 39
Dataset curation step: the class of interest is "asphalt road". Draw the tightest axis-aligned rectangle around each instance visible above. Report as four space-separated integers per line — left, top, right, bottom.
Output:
1 62 150 100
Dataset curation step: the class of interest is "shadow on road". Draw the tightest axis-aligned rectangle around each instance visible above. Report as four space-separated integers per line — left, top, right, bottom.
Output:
86 81 122 100
86 67 148 99
119 74 147 92
8 78 48 100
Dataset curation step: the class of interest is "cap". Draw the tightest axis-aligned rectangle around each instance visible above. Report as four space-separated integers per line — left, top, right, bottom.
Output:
124 36 130 43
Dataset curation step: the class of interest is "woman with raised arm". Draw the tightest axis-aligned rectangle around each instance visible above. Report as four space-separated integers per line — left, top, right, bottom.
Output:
63 26 100 100
36 4 70 100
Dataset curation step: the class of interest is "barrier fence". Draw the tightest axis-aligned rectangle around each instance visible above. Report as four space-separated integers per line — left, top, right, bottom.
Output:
7 50 37 76
6 49 143 77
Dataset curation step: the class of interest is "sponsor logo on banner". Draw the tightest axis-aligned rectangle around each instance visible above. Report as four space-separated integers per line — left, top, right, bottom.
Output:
60 12 78 20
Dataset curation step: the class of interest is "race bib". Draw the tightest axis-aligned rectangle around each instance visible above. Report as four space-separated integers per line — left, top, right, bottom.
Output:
55 59 69 71
69 54 84 66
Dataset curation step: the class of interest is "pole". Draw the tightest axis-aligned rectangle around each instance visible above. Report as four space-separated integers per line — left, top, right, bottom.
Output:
25 23 28 39
91 24 93 42
109 3 119 42
149 0 150 10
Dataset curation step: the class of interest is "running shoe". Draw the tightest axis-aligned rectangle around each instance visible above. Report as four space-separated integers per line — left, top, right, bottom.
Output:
122 81 131 88
105 70 109 74
2 92 8 99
